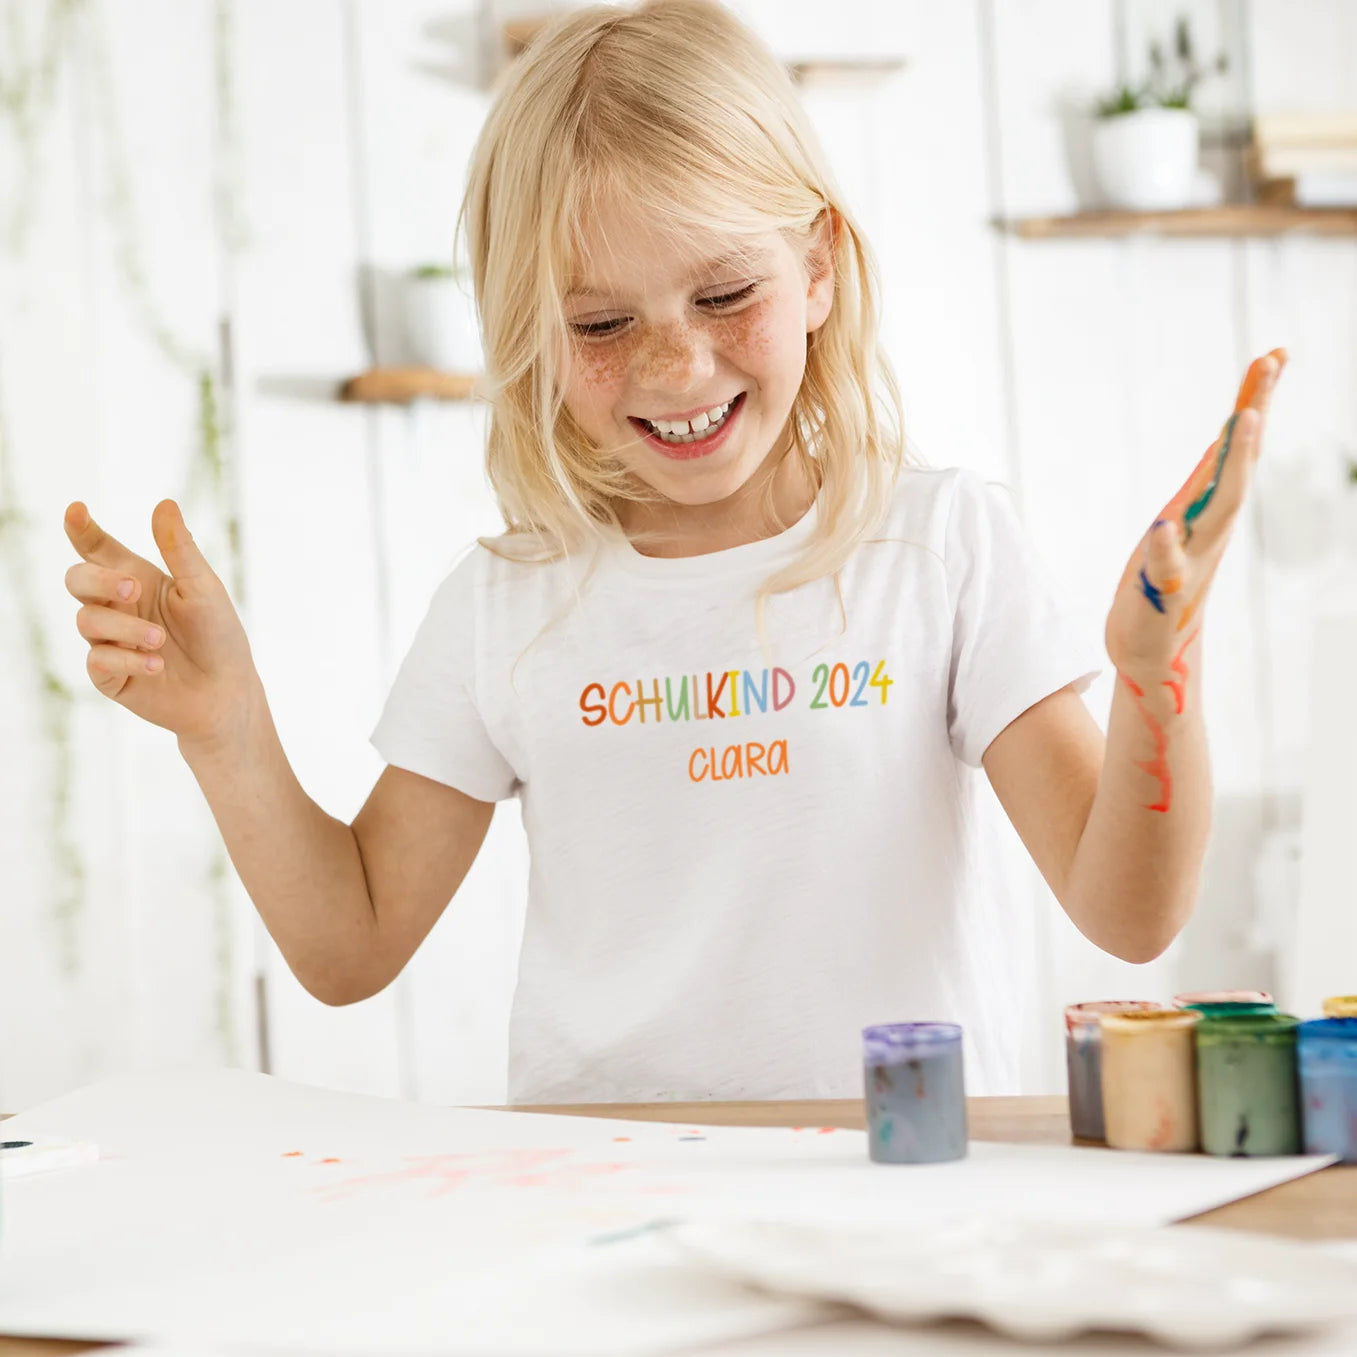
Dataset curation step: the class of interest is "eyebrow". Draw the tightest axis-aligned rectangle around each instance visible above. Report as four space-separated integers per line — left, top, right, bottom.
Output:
564 251 769 303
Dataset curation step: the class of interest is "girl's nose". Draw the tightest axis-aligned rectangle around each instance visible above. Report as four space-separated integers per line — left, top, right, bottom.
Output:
632 321 715 392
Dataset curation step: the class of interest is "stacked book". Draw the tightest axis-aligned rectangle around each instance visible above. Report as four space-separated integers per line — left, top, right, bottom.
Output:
1250 111 1357 206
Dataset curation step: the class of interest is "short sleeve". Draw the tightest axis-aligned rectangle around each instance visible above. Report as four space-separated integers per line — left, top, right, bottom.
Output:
945 470 1102 767
369 549 519 802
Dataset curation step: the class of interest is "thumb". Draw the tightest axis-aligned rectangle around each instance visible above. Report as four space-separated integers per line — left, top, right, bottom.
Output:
151 499 214 582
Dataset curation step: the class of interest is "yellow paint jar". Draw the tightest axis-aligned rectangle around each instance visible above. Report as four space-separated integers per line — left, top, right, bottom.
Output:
1099 1008 1202 1153
1323 996 1357 1018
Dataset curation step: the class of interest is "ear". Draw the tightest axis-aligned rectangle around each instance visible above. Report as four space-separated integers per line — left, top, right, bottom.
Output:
804 207 838 334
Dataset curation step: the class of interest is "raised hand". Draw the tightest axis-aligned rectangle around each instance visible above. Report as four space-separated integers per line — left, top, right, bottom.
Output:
1106 348 1286 679
63 499 262 753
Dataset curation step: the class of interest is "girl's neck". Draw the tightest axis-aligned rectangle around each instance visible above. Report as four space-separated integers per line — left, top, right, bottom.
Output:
618 439 816 559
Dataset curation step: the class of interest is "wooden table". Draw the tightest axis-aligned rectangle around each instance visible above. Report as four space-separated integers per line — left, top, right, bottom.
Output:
3 1095 1353 1356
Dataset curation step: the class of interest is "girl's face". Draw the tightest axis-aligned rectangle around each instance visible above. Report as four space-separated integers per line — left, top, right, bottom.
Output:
560 196 834 510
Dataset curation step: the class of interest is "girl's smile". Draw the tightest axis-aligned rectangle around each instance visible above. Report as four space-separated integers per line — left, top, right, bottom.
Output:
629 391 747 460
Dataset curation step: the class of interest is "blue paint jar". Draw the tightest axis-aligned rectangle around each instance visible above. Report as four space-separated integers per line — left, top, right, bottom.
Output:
1299 1018 1357 1164
863 1022 967 1164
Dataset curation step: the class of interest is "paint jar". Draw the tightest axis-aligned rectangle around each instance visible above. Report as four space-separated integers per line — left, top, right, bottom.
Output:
1298 1018 1357 1163
1174 990 1275 1019
863 1022 967 1164
1064 1001 1163 1142
1196 1013 1302 1157
1099 1008 1201 1152
1322 996 1357 1019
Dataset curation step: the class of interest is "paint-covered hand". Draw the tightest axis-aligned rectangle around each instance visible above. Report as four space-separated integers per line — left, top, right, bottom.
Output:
1105 348 1286 677
62 499 263 754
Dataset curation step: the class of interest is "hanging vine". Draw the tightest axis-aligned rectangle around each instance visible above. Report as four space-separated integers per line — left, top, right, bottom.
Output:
0 0 248 1063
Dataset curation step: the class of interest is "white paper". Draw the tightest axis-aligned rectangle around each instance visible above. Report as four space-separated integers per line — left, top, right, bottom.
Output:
0 1069 1337 1355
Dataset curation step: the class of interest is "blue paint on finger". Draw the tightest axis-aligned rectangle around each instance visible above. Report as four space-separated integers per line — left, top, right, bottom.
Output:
1184 413 1239 542
1139 568 1167 614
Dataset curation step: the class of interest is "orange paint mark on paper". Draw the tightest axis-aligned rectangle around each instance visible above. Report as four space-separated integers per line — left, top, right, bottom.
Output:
318 1157 342 1164
1162 628 1201 716
1122 674 1173 813
282 1151 303 1158
612 1137 632 1143
817 1127 838 1135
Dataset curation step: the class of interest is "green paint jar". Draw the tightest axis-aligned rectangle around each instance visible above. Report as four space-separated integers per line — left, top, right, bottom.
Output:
1196 1013 1301 1157
1174 990 1276 1020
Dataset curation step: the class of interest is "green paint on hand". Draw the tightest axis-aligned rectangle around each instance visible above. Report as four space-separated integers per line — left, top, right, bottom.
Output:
1183 412 1239 541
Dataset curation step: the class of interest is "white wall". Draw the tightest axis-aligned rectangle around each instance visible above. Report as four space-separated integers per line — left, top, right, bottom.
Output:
1 0 1354 1111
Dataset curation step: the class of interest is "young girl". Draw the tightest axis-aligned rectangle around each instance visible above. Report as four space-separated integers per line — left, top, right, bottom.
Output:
62 0 1283 1103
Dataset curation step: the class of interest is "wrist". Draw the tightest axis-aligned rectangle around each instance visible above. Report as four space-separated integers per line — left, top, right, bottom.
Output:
178 677 273 772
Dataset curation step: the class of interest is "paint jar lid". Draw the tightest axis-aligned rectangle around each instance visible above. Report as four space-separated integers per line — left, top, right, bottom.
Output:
1064 1000 1162 1032
1099 1008 1201 1035
1299 1017 1357 1044
863 1022 962 1064
1173 990 1273 1009
1196 1012 1300 1046
1323 996 1357 1018
1181 1001 1277 1018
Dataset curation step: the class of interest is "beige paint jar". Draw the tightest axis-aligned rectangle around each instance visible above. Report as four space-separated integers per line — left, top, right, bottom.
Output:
1323 996 1357 1018
1099 1008 1202 1152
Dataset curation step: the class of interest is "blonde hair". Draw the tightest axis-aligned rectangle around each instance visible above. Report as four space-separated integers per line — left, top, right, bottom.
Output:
459 0 908 599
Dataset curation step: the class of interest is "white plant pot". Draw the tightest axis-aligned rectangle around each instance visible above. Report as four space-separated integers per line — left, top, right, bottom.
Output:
403 274 482 372
1091 108 1200 211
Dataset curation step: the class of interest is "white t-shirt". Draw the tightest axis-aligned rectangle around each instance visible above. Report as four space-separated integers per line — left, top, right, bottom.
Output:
370 466 1101 1102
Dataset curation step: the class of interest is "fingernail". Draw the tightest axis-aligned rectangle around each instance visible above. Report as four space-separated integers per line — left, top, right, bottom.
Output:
144 627 163 646
145 656 163 673
117 579 135 600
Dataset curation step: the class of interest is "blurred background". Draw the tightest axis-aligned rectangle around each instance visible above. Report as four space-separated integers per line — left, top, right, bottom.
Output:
1 0 1355 1111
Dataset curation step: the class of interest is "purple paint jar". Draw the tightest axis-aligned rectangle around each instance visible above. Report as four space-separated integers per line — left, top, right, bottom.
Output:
1299 1018 1357 1164
863 1022 967 1164
1065 1001 1163 1142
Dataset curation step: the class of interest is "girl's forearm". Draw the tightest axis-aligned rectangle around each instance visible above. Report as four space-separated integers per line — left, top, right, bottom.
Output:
1062 652 1211 963
178 686 381 1004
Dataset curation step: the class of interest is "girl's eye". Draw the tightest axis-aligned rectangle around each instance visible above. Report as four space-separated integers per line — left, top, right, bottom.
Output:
567 282 758 338
699 282 758 309
570 317 629 338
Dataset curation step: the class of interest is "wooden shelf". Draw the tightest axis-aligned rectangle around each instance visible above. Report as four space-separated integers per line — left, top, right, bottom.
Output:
338 367 479 404
1000 205 1357 239
501 17 904 84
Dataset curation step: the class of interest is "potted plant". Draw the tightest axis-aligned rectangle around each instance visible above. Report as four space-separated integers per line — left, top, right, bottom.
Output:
1090 15 1228 211
403 262 481 373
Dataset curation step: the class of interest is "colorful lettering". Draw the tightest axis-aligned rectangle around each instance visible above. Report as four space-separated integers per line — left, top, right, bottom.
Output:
664 676 690 721
687 740 790 783
728 670 741 717
607 681 634 726
635 678 663 723
743 669 768 714
580 683 607 726
772 667 796 711
705 671 728 719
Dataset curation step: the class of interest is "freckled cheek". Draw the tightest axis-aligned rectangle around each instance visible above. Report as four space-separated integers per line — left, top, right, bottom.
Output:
564 336 639 422
711 299 796 380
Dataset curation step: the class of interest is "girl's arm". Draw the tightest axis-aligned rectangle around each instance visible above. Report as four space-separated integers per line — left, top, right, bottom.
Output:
182 711 494 1005
982 350 1285 963
62 498 493 1004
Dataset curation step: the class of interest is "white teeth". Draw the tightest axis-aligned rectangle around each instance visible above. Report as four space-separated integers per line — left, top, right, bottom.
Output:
642 397 737 445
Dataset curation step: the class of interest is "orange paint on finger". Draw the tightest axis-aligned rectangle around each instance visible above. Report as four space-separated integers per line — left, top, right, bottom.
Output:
1177 584 1207 632
1160 576 1182 595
